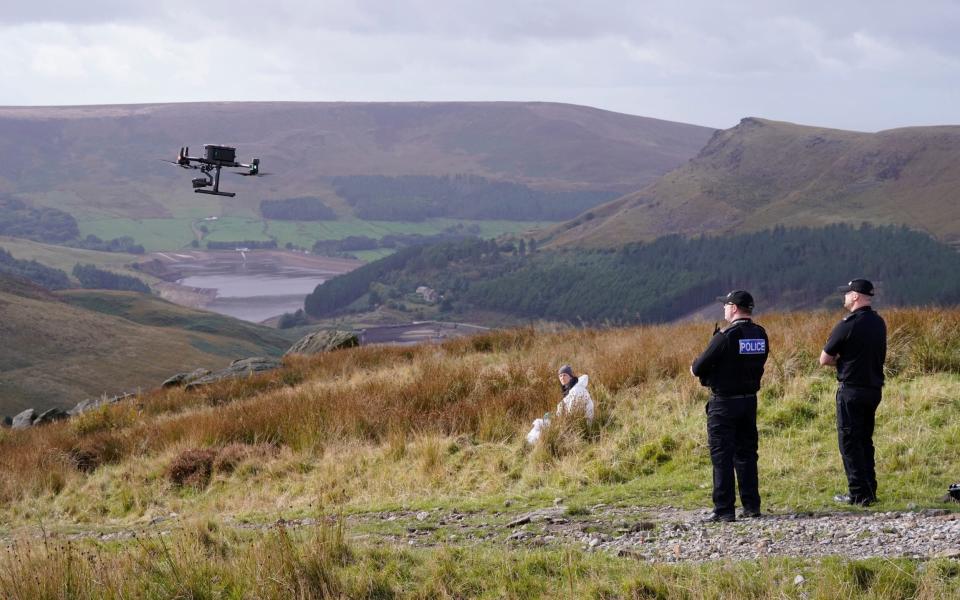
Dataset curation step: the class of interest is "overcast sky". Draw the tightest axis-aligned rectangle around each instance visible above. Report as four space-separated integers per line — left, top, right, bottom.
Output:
1 1 958 131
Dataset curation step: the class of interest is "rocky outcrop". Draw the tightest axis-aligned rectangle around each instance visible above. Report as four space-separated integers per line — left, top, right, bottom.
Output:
11 409 35 429
3 392 136 431
162 368 213 389
68 393 135 417
285 329 360 356
6 353 285 430
34 407 70 426
183 357 283 390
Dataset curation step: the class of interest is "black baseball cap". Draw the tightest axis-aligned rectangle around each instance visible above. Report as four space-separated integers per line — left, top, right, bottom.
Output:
837 279 874 296
717 290 754 310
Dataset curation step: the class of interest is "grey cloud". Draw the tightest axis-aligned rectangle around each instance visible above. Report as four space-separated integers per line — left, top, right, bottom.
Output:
1 1 959 131
0 1 149 25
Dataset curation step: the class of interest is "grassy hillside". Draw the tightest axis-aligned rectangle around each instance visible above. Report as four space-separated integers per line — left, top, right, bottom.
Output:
0 236 153 283
75 216 554 253
0 102 713 224
0 279 299 415
549 117 960 248
0 308 957 596
1 308 956 519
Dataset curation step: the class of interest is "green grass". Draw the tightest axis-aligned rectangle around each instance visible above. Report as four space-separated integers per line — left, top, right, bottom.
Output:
77 218 197 251
1 522 957 599
0 309 958 596
203 216 273 243
265 218 555 249
76 217 557 253
3 309 958 525
0 236 159 284
352 248 397 262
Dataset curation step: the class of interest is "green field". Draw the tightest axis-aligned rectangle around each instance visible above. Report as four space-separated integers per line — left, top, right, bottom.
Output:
77 217 557 255
77 218 198 251
0 236 158 284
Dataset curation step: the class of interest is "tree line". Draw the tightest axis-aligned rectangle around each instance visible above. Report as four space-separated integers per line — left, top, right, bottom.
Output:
69 235 145 254
304 238 503 316
0 247 152 293
72 264 151 293
330 174 617 221
0 196 79 242
467 224 960 323
0 196 146 253
303 224 960 324
0 247 72 290
310 226 485 256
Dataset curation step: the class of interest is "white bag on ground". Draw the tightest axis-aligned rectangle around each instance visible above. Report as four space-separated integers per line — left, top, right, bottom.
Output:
526 374 594 445
526 418 548 445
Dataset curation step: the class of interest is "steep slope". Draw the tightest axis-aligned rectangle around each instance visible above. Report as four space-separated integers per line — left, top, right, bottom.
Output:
549 117 960 247
0 277 298 414
0 101 714 221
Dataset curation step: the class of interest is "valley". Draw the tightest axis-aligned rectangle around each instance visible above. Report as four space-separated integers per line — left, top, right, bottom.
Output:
143 249 362 322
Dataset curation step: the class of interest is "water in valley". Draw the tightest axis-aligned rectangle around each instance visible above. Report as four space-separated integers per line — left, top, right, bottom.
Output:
167 250 360 323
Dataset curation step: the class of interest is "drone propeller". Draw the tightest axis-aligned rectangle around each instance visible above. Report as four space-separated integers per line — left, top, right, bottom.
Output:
232 171 272 177
159 158 196 169
157 158 197 169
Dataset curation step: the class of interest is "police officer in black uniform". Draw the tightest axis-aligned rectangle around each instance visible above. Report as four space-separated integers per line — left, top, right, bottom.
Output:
819 279 887 506
691 290 769 522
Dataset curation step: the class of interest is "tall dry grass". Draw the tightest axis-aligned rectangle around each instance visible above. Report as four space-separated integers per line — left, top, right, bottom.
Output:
0 519 957 599
0 308 957 508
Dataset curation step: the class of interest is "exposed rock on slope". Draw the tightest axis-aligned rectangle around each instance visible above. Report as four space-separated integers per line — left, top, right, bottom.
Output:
285 329 360 356
550 117 960 247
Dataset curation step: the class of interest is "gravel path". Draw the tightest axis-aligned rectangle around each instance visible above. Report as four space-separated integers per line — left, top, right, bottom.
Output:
345 504 960 562
33 504 960 563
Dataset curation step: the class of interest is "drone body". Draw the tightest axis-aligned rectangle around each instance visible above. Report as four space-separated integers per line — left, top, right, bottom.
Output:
164 144 263 197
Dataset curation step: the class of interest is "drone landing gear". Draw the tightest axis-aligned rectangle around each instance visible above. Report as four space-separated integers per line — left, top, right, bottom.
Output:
193 164 236 198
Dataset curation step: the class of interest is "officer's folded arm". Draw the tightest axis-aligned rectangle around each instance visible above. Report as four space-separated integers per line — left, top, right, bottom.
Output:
819 350 838 367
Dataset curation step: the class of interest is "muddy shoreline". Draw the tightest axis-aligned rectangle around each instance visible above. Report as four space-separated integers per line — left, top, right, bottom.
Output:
139 250 362 315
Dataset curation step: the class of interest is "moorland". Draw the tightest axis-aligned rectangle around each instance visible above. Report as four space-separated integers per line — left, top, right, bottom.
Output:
0 308 957 597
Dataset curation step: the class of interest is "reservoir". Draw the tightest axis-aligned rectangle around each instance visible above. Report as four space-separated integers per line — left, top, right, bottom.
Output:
154 250 361 323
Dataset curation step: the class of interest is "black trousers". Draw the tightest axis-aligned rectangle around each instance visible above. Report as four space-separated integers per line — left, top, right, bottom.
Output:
706 394 760 516
836 385 882 502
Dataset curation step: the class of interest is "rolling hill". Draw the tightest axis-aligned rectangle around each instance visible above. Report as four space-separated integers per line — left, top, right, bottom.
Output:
0 235 153 283
0 101 714 224
0 275 300 415
548 117 960 248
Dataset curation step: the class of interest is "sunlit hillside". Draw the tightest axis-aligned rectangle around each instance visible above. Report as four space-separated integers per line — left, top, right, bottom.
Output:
0 277 300 414
550 117 960 248
0 308 958 596
3 307 957 518
0 102 713 224
1 307 958 597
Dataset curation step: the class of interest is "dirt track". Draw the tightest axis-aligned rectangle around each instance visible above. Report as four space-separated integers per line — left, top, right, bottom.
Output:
35 504 960 563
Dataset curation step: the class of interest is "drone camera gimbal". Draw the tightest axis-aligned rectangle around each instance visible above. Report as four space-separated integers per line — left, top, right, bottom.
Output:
163 144 264 197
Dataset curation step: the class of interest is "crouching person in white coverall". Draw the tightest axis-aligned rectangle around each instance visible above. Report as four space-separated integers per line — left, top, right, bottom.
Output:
526 365 595 445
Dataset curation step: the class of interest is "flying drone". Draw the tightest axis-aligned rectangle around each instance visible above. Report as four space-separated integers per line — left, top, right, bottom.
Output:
162 144 266 197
